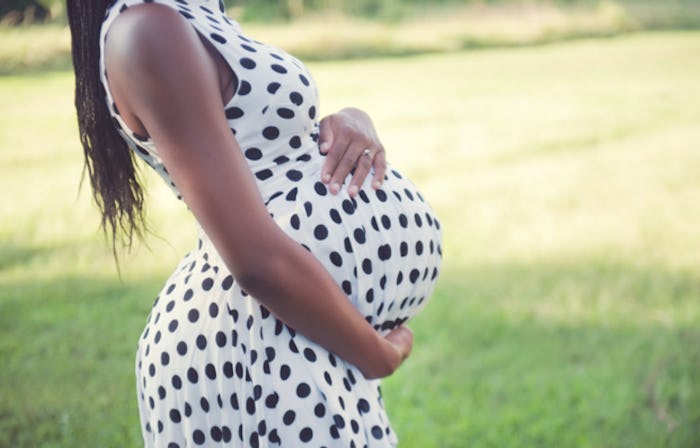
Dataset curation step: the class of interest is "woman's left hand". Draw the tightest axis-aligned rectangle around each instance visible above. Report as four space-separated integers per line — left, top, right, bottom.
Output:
318 107 387 197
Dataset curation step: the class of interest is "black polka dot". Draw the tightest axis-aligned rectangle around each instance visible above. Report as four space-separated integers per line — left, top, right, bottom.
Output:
238 80 251 95
303 348 317 362
289 136 302 148
267 82 281 94
296 382 311 398
286 170 303 181
378 244 392 260
371 425 384 439
333 414 346 428
193 429 206 444
353 228 366 244
280 364 291 380
329 251 343 267
265 392 279 408
362 258 373 274
330 209 342 224
277 108 295 119
210 32 226 44
414 213 423 227
381 215 391 229
314 182 327 196
263 126 279 140
299 427 313 442
283 410 296 425
240 57 256 69
240 43 256 52
196 334 207 350
314 225 328 240
245 147 262 160
342 199 355 215
357 398 370 414
225 106 244 119
271 64 287 74
290 214 300 230
255 169 273 180
289 92 303 105
187 368 199 383
205 363 216 380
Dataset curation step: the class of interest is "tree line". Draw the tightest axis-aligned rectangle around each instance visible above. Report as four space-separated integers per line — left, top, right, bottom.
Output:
1 0 473 24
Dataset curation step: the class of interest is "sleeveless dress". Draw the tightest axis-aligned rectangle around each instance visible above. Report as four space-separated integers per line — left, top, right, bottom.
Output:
99 1 442 446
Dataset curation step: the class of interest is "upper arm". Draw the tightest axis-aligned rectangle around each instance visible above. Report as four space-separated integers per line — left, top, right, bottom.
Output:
104 4 283 279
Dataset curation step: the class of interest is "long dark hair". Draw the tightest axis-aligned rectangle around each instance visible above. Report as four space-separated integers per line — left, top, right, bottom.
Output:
67 0 146 255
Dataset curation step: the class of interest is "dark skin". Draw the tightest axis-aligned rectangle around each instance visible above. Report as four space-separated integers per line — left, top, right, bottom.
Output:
104 4 412 379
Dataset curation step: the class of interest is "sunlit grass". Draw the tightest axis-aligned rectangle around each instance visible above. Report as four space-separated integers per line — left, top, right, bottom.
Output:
1 32 700 447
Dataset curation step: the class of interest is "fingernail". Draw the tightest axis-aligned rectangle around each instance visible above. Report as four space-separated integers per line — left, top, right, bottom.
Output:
323 173 331 183
320 142 330 153
348 185 358 196
331 183 340 194
373 181 382 189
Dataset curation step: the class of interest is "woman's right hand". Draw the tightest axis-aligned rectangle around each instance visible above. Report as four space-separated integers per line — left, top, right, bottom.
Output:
363 326 414 379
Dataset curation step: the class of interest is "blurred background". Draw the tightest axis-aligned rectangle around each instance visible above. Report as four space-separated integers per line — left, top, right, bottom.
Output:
1 0 699 447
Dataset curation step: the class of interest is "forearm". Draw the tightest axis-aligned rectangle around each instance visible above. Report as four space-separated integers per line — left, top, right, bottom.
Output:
232 233 396 379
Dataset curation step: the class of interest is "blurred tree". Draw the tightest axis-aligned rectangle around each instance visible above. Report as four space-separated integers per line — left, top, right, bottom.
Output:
0 0 51 25
283 0 305 18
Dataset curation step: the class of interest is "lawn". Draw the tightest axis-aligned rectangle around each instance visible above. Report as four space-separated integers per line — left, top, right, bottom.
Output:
1 31 700 447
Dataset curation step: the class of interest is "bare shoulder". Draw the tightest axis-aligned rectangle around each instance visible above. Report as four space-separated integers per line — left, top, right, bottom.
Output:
103 2 222 136
105 3 205 77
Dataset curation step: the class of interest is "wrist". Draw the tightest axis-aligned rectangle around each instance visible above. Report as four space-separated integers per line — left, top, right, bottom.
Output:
359 331 401 379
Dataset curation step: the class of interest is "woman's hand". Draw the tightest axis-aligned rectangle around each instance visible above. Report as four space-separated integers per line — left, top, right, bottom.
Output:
363 326 414 380
318 107 387 197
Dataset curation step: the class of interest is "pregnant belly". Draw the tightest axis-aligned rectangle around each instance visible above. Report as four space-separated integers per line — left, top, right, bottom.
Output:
269 166 443 333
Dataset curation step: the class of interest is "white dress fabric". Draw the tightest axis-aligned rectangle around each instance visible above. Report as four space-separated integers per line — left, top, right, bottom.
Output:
99 1 442 446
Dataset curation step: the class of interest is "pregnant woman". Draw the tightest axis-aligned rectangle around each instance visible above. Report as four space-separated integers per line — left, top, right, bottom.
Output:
67 0 442 446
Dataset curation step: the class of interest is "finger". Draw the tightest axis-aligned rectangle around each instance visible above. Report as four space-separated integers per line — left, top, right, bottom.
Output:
317 116 334 155
321 131 350 185
329 141 365 194
348 148 374 197
371 146 387 190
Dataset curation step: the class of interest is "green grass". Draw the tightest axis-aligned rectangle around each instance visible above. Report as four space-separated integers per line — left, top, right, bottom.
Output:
2 31 700 447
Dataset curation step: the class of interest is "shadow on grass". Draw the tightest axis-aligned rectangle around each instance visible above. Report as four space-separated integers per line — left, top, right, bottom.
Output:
0 273 160 448
0 258 699 447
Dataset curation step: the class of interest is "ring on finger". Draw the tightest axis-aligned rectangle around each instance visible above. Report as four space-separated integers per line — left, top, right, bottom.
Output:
362 148 373 158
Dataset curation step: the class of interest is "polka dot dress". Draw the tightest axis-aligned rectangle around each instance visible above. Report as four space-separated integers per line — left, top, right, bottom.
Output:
99 1 442 446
